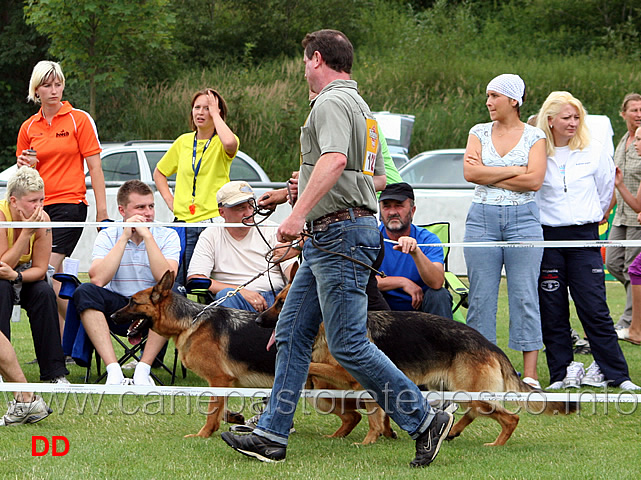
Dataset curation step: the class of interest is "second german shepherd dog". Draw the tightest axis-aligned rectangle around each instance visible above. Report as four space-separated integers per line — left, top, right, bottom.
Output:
113 269 577 446
257 280 578 446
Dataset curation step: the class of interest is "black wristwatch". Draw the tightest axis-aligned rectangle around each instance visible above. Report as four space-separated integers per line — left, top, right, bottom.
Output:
10 272 22 285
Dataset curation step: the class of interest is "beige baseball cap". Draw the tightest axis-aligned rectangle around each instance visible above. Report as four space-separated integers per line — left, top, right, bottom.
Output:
216 180 255 207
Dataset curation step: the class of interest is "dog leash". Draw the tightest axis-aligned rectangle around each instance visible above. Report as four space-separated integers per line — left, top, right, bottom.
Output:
190 261 287 326
302 232 386 278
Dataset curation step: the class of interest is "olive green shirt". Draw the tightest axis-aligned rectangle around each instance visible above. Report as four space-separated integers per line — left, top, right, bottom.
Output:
299 80 385 222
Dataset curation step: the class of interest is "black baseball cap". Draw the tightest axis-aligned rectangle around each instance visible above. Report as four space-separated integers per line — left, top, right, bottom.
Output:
379 182 414 202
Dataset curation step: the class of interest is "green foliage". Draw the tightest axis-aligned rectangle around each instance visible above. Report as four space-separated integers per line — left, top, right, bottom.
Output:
23 0 176 118
0 0 49 169
170 0 369 67
4 0 641 177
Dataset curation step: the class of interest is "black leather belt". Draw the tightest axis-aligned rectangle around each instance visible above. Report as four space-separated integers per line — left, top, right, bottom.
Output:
307 207 375 233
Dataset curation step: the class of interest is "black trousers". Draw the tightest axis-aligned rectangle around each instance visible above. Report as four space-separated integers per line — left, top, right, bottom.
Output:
538 223 629 385
0 279 69 381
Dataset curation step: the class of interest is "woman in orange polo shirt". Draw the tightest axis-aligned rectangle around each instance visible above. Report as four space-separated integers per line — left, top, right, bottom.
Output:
16 61 108 335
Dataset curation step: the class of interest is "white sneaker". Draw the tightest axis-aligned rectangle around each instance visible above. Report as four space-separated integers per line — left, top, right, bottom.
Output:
122 360 139 370
547 381 564 390
51 376 70 384
619 380 641 391
561 361 585 388
0 396 52 426
581 361 607 387
133 374 156 386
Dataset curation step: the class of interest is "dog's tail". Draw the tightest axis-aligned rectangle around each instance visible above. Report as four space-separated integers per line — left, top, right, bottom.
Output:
499 354 579 416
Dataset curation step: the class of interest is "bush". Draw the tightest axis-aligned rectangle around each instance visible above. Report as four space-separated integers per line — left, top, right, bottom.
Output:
94 0 641 181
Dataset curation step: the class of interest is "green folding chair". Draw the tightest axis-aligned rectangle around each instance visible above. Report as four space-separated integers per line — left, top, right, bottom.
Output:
419 222 469 323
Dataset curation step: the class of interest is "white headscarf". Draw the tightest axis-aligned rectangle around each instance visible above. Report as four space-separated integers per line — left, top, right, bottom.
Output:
486 74 525 106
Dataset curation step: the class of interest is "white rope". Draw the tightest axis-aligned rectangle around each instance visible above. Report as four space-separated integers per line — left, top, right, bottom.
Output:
0 382 639 403
0 221 635 248
0 221 267 229
387 239 636 249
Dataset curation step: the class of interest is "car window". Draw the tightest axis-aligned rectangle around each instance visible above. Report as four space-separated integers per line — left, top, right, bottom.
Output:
400 153 469 186
145 150 176 181
100 151 140 182
230 157 261 182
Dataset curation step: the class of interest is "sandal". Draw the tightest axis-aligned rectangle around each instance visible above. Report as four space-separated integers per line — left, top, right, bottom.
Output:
522 377 542 389
617 328 641 345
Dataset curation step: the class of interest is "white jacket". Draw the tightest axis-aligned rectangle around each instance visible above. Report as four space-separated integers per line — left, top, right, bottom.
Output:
536 140 615 227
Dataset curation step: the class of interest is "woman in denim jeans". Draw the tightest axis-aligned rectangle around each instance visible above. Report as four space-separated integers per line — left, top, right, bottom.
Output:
463 74 547 389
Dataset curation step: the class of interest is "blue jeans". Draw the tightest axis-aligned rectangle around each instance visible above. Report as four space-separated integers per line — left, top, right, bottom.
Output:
421 287 453 319
174 217 224 288
215 288 280 312
177 226 206 287
463 202 544 351
253 214 433 445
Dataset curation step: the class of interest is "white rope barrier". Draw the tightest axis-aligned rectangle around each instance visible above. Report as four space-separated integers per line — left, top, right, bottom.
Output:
0 382 639 403
0 221 262 229
0 221 634 248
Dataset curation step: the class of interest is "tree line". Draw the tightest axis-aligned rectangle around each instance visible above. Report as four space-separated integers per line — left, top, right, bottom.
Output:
1 0 640 175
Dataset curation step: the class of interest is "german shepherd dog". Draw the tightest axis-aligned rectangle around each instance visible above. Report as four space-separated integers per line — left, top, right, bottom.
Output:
112 270 277 438
111 269 367 439
257 282 579 447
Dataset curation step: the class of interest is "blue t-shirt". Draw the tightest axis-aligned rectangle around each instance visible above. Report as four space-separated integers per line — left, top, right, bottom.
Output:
379 223 444 311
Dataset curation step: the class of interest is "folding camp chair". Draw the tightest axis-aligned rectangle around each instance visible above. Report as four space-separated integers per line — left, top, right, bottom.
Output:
55 273 184 385
419 222 469 320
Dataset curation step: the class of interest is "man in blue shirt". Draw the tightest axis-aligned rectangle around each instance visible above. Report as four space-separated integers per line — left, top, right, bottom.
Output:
377 182 453 318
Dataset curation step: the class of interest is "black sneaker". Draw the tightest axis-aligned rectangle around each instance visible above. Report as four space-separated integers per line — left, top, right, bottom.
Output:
410 410 454 468
221 431 286 463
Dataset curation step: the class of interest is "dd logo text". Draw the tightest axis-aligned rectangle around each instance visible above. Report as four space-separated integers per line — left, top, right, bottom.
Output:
32 436 69 456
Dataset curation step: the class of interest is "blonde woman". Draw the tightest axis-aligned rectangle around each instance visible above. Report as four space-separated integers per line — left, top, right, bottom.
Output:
535 91 638 390
463 74 547 389
16 60 108 335
0 167 68 384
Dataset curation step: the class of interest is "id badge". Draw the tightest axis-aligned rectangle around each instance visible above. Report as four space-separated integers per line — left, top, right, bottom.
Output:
362 118 379 176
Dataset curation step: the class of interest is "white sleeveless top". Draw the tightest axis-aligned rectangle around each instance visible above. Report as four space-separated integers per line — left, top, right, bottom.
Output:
469 122 546 205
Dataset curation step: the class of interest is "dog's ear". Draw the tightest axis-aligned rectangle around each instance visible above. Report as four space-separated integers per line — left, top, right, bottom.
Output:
151 270 175 304
289 262 298 282
159 270 175 290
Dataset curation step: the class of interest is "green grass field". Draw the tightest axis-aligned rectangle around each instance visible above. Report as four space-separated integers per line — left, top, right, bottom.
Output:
1 280 640 479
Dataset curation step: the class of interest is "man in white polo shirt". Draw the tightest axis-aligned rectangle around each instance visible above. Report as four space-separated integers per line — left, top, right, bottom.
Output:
72 180 180 385
187 181 297 312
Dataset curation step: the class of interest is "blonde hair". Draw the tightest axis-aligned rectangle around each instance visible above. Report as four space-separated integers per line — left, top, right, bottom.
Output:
536 91 590 157
6 167 45 200
28 61 65 104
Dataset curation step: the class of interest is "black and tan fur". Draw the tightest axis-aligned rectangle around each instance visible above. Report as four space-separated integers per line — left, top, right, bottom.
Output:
258 282 579 446
112 270 278 438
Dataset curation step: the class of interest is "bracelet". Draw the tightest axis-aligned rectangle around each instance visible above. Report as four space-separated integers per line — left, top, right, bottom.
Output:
10 271 22 285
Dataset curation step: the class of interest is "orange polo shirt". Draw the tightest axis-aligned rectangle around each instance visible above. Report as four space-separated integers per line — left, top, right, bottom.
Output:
16 101 102 206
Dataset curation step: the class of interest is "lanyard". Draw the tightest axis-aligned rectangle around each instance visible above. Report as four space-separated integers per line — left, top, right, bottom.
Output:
191 132 214 200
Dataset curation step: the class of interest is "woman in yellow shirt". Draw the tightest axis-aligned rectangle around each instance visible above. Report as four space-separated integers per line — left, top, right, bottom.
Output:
153 88 239 287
